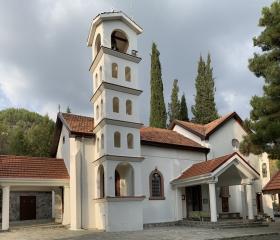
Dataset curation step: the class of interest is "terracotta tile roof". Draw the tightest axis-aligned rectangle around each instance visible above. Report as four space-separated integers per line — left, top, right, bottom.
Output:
171 112 245 139
176 153 236 180
175 152 258 181
263 170 280 194
140 127 209 152
0 155 69 179
61 113 94 136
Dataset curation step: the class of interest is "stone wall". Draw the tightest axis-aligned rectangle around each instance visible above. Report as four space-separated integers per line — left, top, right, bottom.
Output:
0 191 52 221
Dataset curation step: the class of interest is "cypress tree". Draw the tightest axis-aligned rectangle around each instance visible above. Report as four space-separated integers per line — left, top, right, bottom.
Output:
168 79 181 125
149 42 167 128
179 93 189 121
191 54 218 124
240 1 280 159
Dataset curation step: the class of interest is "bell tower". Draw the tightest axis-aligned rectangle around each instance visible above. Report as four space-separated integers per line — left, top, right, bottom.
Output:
87 11 145 232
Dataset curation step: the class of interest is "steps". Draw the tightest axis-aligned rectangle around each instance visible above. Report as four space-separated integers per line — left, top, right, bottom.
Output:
177 219 269 229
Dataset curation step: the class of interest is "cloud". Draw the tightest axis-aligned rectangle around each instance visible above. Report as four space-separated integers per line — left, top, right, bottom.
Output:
0 0 273 123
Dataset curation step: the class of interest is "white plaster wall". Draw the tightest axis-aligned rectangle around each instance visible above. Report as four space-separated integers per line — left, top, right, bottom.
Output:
106 200 143 232
173 125 204 146
93 89 140 126
141 145 205 224
56 125 71 172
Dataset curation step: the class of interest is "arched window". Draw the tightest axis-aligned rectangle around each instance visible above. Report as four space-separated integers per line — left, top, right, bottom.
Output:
127 133 133 149
232 138 240 150
126 100 132 115
262 163 267 178
115 162 134 196
112 63 118 78
101 134 104 149
149 169 165 200
99 66 102 83
97 137 100 152
111 30 129 53
113 97 119 113
100 99 104 117
96 105 99 120
95 73 98 89
114 131 121 148
94 34 101 57
97 165 105 198
125 66 131 81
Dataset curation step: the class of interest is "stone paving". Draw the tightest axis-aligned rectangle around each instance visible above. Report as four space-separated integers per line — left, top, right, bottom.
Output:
0 222 280 240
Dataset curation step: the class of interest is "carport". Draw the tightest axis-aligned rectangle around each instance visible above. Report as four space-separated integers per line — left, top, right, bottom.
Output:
0 155 69 230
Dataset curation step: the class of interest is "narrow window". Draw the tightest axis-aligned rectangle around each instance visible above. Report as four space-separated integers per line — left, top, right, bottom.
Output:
125 66 131 82
112 63 118 78
100 99 104 117
126 100 132 115
97 138 100 152
262 163 267 178
99 66 102 83
96 105 99 120
114 131 121 148
95 73 98 89
101 134 104 149
149 169 164 199
113 97 119 113
127 133 134 149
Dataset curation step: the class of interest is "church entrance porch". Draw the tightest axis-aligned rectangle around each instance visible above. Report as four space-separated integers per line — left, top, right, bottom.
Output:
172 152 260 223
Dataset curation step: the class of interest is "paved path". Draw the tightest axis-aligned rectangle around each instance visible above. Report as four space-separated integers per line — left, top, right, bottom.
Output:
0 223 280 240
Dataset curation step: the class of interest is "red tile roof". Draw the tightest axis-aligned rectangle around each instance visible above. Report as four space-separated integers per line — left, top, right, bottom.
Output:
170 112 245 139
176 153 236 180
175 152 258 181
61 113 94 136
263 170 280 194
140 127 208 152
0 155 69 179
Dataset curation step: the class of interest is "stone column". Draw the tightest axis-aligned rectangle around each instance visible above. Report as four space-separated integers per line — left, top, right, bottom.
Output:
246 183 254 220
209 181 217 222
2 186 10 230
62 186 71 225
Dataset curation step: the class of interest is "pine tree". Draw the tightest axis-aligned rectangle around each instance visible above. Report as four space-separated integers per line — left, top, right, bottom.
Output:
179 93 189 121
66 106 71 113
149 42 167 128
240 1 280 159
191 54 218 124
168 79 181 125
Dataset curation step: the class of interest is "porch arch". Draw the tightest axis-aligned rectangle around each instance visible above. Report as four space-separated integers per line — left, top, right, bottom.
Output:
114 162 134 197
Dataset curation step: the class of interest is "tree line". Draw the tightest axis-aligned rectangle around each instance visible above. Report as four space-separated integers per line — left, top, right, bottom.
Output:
149 43 219 128
149 0 280 160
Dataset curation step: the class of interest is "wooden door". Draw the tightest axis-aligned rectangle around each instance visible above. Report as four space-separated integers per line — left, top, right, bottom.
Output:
256 193 263 213
115 170 120 196
20 196 36 220
222 197 229 212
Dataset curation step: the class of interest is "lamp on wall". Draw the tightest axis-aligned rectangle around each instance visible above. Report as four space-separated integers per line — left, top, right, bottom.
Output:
181 195 185 200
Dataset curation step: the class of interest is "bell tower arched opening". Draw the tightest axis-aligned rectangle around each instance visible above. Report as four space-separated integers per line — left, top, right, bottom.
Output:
111 30 129 53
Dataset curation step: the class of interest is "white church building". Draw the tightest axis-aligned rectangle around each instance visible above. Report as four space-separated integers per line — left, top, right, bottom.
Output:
0 11 274 232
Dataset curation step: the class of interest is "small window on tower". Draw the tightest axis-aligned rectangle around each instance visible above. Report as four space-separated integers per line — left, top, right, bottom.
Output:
125 66 131 82
100 99 104 117
114 131 121 148
97 137 100 152
113 97 119 113
99 66 102 83
262 163 267 178
112 63 118 78
95 73 98 89
101 134 104 149
126 100 132 115
96 105 99 120
127 133 133 149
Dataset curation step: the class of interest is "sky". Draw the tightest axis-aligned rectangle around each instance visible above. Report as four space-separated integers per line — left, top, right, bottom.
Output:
0 0 273 124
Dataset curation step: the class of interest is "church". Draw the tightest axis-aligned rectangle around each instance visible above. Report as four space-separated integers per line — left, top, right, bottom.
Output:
0 11 275 232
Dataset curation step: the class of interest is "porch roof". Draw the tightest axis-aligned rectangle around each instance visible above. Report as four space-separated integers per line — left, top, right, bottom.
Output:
0 155 69 180
263 170 280 194
171 152 259 186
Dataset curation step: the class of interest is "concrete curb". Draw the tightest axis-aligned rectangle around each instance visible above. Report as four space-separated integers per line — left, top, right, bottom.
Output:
208 232 280 240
